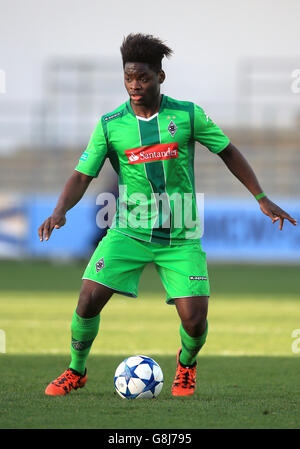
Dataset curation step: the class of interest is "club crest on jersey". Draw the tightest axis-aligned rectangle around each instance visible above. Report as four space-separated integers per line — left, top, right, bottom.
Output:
95 258 105 272
167 120 177 137
125 143 178 164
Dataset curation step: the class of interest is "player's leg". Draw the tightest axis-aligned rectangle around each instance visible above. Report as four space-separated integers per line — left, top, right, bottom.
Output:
170 296 208 397
69 279 114 375
175 295 208 365
45 280 114 396
45 229 150 396
76 278 114 318
155 242 209 396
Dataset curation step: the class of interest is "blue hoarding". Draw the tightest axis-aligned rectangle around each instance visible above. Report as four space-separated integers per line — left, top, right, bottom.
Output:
201 199 300 262
1 195 299 262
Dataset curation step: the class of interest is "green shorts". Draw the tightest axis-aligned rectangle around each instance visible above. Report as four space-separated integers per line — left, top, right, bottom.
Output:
83 229 210 305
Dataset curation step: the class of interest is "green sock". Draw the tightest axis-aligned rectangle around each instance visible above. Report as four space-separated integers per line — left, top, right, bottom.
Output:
69 311 100 375
179 321 208 366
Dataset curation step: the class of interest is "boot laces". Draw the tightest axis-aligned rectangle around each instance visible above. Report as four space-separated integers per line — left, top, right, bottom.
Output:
53 369 80 390
174 365 195 387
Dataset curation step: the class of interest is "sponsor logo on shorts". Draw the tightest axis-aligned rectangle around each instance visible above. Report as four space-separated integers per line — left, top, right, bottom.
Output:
125 143 178 164
96 257 105 272
189 276 207 281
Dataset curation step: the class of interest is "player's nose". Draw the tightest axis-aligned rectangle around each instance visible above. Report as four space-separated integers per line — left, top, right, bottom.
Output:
130 79 142 90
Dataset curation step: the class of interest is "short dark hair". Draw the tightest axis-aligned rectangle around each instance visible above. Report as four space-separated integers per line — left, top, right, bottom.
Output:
120 33 173 72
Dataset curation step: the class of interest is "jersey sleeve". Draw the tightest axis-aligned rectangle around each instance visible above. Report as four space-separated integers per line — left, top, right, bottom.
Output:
194 104 230 154
75 119 108 177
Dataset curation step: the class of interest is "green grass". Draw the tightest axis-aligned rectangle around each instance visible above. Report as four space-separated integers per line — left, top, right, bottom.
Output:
1 355 299 429
1 259 300 296
0 261 299 429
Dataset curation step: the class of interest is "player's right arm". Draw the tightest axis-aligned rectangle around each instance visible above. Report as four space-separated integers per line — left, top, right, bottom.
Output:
38 171 93 241
38 117 109 242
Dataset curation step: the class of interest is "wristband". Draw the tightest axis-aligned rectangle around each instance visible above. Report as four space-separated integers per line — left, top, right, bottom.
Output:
255 192 266 201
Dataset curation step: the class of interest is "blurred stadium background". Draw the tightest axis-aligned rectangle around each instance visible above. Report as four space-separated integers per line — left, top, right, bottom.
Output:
1 0 300 429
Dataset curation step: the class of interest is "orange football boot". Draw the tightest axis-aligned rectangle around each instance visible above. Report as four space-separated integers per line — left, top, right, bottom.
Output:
45 368 87 396
171 349 197 397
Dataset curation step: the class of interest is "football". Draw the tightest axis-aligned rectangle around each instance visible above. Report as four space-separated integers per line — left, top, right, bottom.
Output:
114 355 164 399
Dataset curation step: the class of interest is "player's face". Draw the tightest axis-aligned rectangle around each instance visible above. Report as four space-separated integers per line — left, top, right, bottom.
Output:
124 62 165 108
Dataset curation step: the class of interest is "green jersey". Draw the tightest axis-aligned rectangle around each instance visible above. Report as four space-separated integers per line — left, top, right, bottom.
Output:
75 95 230 245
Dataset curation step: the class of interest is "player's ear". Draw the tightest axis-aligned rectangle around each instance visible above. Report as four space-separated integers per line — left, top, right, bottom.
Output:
158 70 165 84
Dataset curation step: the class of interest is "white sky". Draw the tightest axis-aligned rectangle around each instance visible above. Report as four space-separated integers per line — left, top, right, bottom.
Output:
0 0 299 120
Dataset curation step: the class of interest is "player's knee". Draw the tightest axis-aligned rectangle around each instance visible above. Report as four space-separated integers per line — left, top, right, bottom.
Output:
181 315 207 337
76 290 95 316
78 290 93 306
181 305 207 328
77 282 113 317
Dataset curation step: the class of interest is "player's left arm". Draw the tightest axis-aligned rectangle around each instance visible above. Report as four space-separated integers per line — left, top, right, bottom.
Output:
217 142 297 230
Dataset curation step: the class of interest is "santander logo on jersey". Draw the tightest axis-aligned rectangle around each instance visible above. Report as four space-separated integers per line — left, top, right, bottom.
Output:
125 142 179 164
128 153 139 162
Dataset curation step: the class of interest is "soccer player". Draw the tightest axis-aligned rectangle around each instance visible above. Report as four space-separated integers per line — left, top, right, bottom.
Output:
39 34 297 397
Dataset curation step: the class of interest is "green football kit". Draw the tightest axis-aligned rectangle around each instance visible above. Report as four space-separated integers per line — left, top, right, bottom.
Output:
75 95 230 303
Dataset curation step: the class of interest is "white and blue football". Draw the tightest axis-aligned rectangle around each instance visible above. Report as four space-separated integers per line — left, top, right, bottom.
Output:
114 355 164 399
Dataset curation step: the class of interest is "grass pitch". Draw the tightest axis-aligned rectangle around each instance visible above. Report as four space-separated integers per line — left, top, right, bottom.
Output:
0 261 299 429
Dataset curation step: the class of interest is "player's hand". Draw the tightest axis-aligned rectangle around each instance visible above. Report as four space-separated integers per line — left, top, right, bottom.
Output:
38 211 66 241
258 197 297 230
